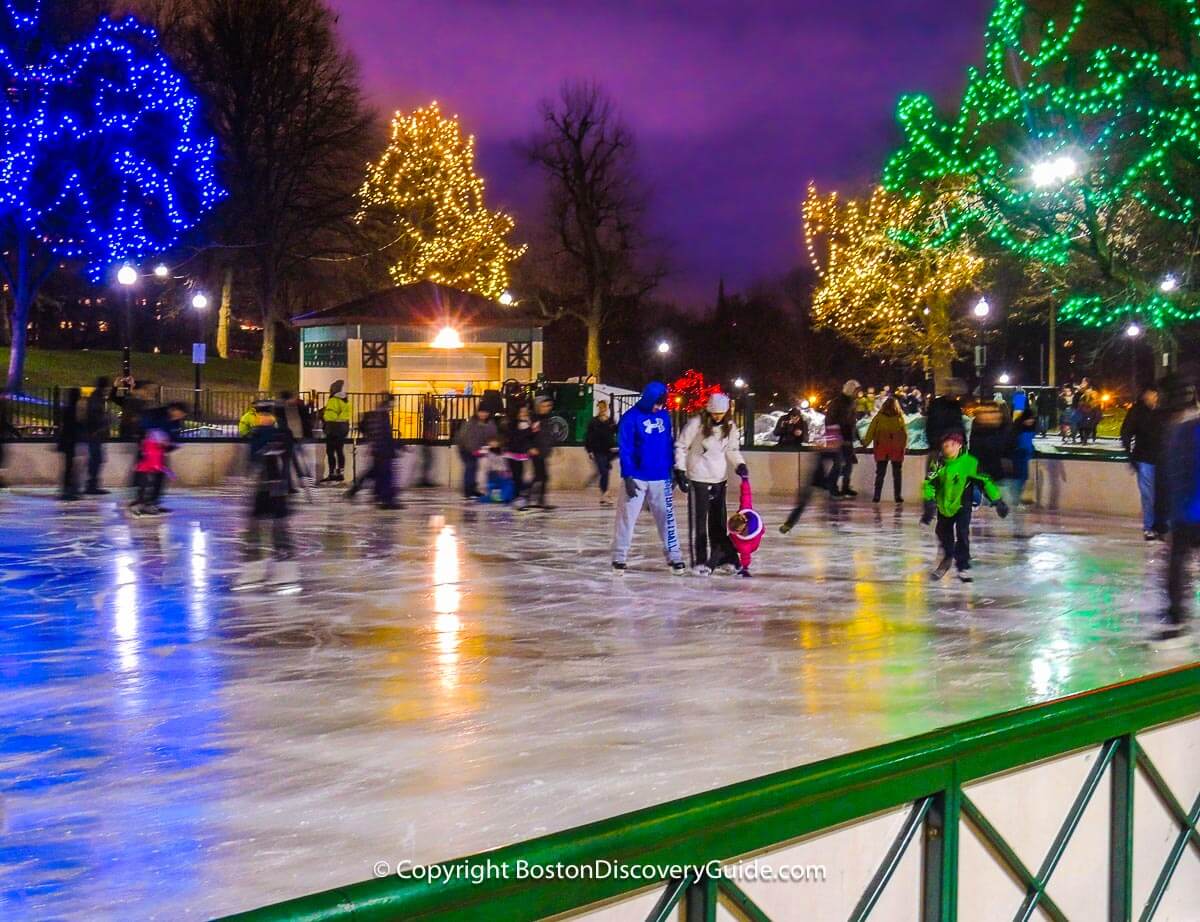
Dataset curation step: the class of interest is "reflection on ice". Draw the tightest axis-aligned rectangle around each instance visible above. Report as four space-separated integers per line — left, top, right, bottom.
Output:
0 487 1193 919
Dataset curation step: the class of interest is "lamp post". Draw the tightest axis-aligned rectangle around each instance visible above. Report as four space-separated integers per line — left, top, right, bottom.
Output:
972 297 990 392
191 292 208 416
116 264 138 378
1125 320 1142 395
656 340 670 381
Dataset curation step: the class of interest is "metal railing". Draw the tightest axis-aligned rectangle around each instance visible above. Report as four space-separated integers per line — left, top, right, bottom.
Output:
221 664 1200 922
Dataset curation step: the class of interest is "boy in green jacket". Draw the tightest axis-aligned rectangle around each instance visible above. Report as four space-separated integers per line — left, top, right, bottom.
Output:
921 431 1009 581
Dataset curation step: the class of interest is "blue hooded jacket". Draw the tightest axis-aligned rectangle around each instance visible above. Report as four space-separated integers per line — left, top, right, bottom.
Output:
618 382 673 481
1164 412 1200 526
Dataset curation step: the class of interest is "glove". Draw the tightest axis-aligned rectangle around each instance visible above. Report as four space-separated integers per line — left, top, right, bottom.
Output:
995 499 1010 519
735 463 749 479
673 469 690 493
920 500 936 526
623 477 640 499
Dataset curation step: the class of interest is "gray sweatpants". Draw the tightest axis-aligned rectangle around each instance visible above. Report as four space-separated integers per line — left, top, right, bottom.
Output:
611 478 683 565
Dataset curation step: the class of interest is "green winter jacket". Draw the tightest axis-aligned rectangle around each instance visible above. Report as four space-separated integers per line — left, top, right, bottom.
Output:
323 395 352 425
922 452 1000 517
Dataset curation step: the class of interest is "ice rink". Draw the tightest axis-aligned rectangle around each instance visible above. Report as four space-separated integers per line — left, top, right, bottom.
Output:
0 485 1196 918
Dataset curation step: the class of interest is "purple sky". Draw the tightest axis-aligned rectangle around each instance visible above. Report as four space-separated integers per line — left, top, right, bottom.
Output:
330 0 993 305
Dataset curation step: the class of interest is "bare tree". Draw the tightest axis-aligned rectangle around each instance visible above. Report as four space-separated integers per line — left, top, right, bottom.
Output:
522 82 663 379
151 0 378 390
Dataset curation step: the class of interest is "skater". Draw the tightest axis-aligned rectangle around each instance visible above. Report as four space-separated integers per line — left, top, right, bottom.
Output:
673 392 748 573
454 405 498 499
129 427 172 516
418 394 442 487
921 432 1009 582
346 394 401 509
1160 372 1200 630
135 402 188 512
238 400 259 438
83 377 111 494
320 381 351 483
56 387 85 500
1121 385 1165 540
824 379 861 497
925 378 968 460
727 471 764 577
611 381 686 574
1008 401 1037 507
968 394 1009 507
247 402 291 518
278 391 314 494
526 394 556 510
779 409 845 533
585 400 619 504
505 404 533 502
861 395 907 503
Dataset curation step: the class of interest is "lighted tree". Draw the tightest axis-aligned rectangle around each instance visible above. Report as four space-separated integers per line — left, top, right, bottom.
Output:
358 102 524 301
0 3 223 390
668 369 721 415
882 0 1200 337
803 183 984 391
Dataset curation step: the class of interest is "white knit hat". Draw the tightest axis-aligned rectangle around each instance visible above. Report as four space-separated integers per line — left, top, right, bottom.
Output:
707 392 731 413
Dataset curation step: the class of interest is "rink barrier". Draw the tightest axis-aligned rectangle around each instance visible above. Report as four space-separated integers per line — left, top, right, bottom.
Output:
221 663 1200 922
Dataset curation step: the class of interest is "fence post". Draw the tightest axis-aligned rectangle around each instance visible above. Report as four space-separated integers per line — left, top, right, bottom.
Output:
683 871 717 922
1109 734 1134 922
922 776 960 922
743 392 755 450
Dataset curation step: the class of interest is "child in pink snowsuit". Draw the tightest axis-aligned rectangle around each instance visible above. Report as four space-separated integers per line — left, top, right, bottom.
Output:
727 475 764 577
130 429 171 515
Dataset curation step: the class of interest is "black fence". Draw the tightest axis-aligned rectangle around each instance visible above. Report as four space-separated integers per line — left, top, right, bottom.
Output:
1 385 759 447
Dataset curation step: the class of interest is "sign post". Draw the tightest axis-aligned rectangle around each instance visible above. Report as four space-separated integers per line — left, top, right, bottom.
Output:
192 342 206 417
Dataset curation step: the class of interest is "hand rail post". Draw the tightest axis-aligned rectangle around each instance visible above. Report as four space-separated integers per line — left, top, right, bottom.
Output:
1109 734 1134 922
683 871 717 922
922 772 960 922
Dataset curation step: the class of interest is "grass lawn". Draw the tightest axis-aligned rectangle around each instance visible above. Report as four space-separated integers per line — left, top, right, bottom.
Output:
1 347 298 392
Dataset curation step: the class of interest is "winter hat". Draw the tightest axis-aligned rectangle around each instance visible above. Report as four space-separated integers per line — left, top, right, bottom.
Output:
706 392 731 413
329 379 344 397
940 431 965 448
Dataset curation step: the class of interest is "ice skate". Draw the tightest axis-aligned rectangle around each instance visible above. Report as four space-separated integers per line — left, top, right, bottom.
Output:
957 570 974 583
714 563 738 576
670 561 687 575
930 557 952 581
691 564 712 576
611 561 627 573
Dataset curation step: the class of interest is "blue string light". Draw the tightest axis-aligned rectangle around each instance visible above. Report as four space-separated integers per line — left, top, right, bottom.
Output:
0 2 224 280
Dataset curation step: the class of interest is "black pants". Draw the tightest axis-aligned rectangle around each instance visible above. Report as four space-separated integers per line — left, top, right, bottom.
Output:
86 440 104 490
1167 524 1200 623
529 455 549 506
873 458 903 501
936 506 972 570
692 481 735 567
325 431 346 476
420 444 436 485
508 458 526 498
134 471 165 506
461 450 479 497
593 453 612 494
60 443 79 496
784 452 838 528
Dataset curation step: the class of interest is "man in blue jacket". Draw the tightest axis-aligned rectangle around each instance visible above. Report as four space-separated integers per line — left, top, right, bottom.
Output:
611 382 686 573
1162 372 1200 629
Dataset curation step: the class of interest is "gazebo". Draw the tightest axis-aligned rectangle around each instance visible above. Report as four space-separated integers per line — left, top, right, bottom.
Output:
292 281 543 398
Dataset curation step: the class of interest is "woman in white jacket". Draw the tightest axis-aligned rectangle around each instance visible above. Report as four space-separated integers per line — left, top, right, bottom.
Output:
674 392 749 574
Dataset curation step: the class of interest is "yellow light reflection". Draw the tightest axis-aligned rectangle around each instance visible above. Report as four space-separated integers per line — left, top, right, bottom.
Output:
433 525 461 615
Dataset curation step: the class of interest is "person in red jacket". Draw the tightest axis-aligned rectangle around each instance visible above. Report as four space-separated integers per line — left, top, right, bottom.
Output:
861 396 908 503
726 474 764 577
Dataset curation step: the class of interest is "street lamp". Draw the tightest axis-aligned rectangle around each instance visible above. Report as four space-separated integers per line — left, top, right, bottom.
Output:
1160 275 1179 293
972 297 991 391
1125 322 1142 338
498 291 516 306
733 377 746 389
153 263 169 279
1031 155 1078 188
190 292 209 415
998 372 1011 385
116 264 138 376
973 297 991 319
656 340 670 354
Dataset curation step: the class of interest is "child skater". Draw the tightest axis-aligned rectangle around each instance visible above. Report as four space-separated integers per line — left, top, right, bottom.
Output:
129 428 172 516
727 471 764 578
920 431 1008 582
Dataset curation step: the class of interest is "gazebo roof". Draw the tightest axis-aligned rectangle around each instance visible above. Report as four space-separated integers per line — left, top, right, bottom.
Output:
291 281 539 329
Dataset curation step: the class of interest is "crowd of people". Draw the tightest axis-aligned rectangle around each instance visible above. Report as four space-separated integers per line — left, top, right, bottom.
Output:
5 364 1200 629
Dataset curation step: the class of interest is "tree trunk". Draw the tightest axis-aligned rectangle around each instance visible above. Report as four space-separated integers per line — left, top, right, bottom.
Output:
217 267 233 359
5 233 33 392
258 314 276 392
1047 306 1057 388
585 304 602 379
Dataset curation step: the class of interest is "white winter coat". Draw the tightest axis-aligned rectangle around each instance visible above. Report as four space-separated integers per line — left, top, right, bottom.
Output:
674 416 746 484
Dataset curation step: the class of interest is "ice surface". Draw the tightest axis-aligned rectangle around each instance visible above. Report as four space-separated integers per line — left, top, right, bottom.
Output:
0 486 1194 918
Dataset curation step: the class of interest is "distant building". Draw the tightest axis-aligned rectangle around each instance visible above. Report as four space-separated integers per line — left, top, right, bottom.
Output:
292 281 543 399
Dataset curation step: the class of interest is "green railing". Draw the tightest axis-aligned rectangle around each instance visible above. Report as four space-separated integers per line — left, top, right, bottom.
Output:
223 664 1200 922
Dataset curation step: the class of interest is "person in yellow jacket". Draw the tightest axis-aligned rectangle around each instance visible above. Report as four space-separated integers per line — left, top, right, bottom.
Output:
321 380 352 482
238 403 259 439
